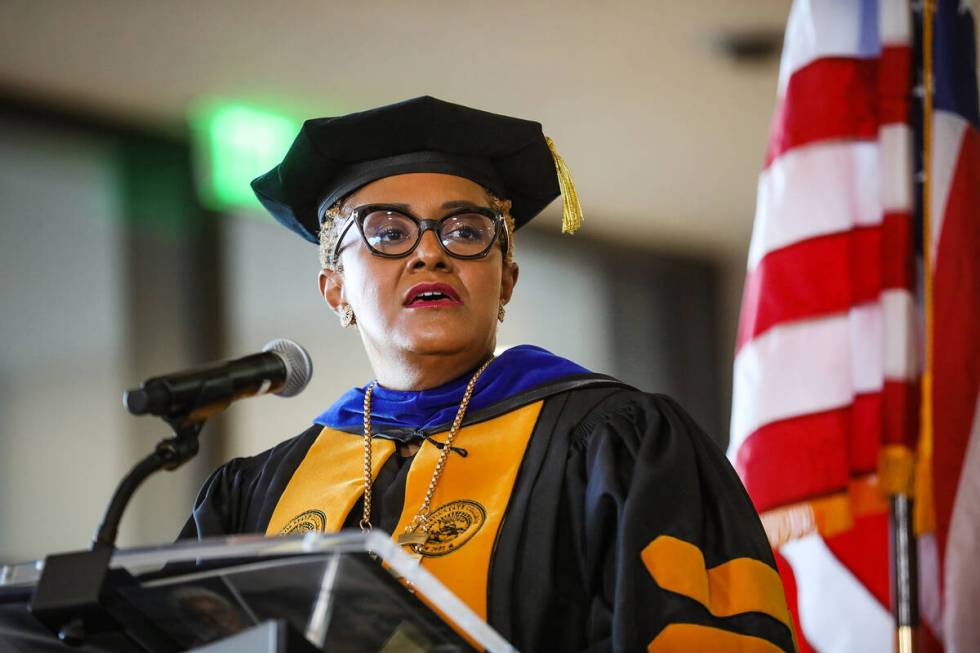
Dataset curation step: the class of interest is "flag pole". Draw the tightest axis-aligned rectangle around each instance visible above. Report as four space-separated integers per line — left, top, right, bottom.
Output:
890 493 919 653
888 1 938 651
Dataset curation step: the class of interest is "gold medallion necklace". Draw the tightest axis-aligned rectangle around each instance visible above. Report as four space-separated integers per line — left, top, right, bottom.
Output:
359 356 495 557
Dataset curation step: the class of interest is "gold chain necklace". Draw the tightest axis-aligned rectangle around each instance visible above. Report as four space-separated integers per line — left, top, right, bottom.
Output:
359 356 495 555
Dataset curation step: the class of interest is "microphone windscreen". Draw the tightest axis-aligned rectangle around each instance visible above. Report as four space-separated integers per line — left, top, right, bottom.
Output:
262 339 314 397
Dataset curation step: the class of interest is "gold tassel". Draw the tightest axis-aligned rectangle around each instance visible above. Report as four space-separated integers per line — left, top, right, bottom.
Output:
545 136 584 234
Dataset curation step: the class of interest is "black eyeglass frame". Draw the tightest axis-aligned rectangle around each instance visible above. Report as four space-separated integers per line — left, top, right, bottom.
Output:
331 204 510 261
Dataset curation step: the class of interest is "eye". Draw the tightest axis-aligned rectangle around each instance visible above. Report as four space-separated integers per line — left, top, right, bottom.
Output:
377 225 410 243
362 211 416 249
444 223 481 241
441 214 494 243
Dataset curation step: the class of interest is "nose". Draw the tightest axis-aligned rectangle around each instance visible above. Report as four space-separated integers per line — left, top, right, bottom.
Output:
409 229 452 270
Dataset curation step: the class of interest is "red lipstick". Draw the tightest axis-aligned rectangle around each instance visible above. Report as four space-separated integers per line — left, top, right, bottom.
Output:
403 282 463 308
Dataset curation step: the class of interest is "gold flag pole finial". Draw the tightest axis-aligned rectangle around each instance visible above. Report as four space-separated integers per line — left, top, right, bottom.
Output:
545 136 584 234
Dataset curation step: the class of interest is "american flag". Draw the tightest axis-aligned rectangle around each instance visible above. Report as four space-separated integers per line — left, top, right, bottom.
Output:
729 0 979 651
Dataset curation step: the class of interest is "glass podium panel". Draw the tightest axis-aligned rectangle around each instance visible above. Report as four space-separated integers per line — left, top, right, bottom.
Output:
0 531 517 653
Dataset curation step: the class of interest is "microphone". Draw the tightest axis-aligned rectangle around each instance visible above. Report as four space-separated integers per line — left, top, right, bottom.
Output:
123 338 313 421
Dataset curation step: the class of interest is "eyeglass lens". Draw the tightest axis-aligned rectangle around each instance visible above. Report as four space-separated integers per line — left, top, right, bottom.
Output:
361 210 497 257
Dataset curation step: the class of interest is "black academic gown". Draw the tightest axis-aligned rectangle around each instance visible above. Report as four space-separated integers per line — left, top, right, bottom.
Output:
180 377 797 653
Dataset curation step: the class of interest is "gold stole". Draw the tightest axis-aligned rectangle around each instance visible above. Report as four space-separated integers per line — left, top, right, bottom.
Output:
265 428 396 535
265 400 544 620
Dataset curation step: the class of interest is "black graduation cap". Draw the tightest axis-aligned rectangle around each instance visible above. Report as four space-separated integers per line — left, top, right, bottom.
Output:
251 96 582 244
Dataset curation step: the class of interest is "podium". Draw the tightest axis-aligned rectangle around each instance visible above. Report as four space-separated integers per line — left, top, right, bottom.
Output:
0 531 517 652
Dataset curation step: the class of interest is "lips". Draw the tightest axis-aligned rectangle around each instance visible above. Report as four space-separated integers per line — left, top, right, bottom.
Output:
403 282 463 308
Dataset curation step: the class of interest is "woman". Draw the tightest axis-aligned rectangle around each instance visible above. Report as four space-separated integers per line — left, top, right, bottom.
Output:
181 97 796 652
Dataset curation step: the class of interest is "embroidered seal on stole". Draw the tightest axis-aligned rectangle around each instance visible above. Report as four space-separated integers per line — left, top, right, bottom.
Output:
279 509 327 534
417 500 487 557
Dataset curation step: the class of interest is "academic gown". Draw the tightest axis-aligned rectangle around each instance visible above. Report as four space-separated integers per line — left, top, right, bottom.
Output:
180 346 796 653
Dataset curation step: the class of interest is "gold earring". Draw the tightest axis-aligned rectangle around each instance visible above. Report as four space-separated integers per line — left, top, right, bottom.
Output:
497 302 506 323
340 304 357 328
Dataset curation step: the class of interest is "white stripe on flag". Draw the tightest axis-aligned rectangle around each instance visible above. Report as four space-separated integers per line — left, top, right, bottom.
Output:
930 111 970 270
781 533 892 652
882 288 919 381
849 302 884 393
749 141 880 270
944 390 980 653
918 533 945 645
879 0 912 45
778 0 880 95
879 123 914 213
730 304 884 453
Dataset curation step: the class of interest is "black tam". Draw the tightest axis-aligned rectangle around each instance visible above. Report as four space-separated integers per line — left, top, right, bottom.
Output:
251 96 562 243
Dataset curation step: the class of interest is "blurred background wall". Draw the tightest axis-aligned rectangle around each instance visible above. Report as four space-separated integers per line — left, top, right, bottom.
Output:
0 1 797 563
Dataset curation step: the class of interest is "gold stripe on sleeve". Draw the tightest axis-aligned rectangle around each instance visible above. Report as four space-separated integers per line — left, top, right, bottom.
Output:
647 624 785 653
265 427 396 535
641 535 793 631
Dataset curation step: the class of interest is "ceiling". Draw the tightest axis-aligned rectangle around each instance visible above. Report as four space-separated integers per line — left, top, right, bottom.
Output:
0 1 793 258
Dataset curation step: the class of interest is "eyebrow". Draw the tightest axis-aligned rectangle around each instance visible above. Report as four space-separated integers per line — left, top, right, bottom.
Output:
367 202 412 211
442 200 491 211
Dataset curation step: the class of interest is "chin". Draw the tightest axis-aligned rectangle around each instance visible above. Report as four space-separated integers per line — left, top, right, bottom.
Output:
405 334 477 356
399 325 488 357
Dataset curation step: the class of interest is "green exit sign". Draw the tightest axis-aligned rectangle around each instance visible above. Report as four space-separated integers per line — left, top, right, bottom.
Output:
189 99 300 211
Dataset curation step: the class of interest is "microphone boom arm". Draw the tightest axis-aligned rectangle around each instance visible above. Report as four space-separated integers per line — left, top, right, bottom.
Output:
92 418 203 550
31 413 207 644
30 339 312 644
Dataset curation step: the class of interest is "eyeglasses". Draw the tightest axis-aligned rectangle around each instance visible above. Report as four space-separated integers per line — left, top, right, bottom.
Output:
332 204 507 261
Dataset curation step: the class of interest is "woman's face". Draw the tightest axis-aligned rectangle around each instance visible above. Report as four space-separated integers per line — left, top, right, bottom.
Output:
320 173 519 372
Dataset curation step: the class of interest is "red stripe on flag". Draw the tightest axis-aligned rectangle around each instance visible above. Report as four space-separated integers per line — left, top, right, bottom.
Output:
881 210 916 291
766 58 879 167
882 379 919 447
773 550 817 653
737 393 884 511
737 228 882 352
932 127 980 564
920 620 945 653
739 410 846 512
848 391 884 474
878 45 913 125
765 47 912 167
822 512 891 610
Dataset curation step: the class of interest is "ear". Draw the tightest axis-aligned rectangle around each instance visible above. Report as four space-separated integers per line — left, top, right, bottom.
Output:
318 268 346 316
500 260 519 305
